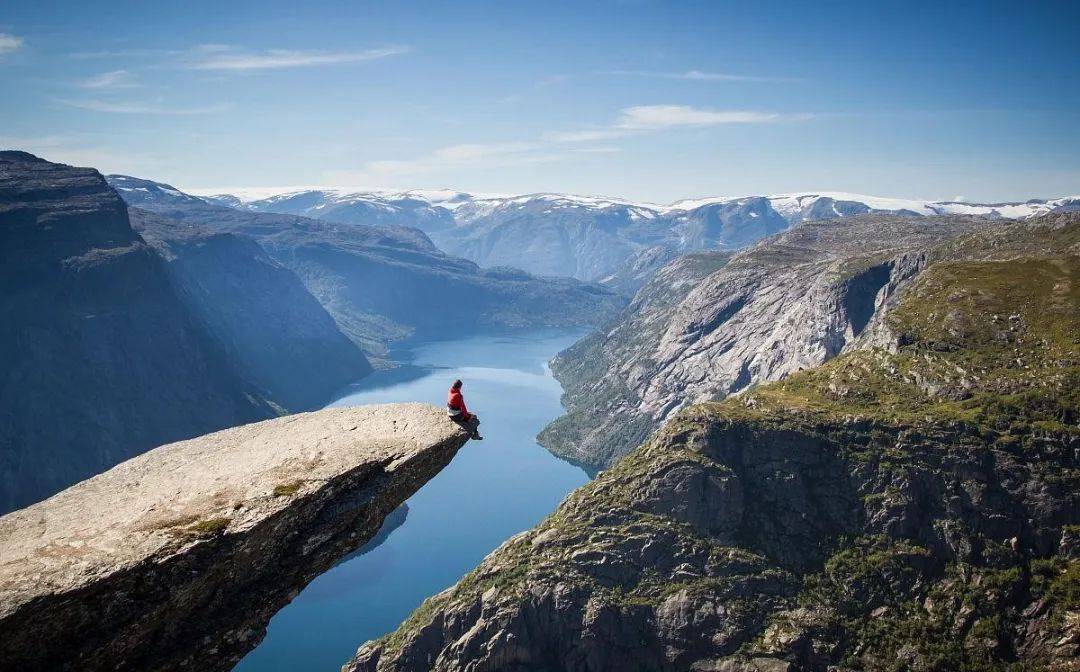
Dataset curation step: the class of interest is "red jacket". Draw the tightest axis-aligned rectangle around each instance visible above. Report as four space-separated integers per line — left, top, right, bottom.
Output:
447 387 471 421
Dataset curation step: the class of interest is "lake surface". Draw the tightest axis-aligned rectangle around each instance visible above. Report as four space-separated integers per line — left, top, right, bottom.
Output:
234 329 590 671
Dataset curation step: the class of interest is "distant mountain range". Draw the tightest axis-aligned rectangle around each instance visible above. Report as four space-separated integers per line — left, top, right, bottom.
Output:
185 186 1079 285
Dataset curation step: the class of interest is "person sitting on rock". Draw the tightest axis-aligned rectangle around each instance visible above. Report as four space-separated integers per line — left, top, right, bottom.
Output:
447 379 483 440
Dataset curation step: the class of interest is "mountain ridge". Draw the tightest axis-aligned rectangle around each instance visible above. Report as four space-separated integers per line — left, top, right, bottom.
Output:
106 173 626 364
181 183 1078 284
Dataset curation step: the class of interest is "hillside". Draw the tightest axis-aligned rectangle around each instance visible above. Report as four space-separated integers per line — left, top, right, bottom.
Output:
0 152 275 512
130 208 372 410
346 216 1079 672
110 176 626 364
540 214 997 469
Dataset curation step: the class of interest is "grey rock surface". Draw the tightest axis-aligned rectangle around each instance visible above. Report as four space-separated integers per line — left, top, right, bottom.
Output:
0 152 275 513
0 403 469 672
131 207 372 410
540 215 993 468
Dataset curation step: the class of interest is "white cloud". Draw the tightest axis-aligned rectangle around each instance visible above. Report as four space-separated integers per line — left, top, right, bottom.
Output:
569 146 623 154
77 69 139 89
187 46 410 71
57 98 231 115
344 103 814 182
362 141 558 178
69 48 181 60
608 69 796 83
616 105 809 129
543 129 632 143
0 33 23 56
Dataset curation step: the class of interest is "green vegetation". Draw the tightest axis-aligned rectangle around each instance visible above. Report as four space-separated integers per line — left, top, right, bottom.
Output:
697 254 1078 447
1030 556 1080 618
169 516 232 540
366 219 1079 670
272 480 304 497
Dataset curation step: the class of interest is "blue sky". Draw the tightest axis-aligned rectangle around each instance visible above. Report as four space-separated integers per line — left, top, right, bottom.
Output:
1 0 1077 202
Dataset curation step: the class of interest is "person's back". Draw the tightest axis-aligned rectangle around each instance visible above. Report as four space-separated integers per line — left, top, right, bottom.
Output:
446 379 482 440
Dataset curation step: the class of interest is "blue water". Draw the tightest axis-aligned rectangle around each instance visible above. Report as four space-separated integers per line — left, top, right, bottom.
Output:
234 329 590 671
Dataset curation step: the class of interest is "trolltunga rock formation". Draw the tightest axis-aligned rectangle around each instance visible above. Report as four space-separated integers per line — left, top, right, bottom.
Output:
0 403 469 672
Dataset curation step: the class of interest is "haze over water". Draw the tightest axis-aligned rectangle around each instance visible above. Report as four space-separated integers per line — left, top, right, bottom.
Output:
234 329 590 671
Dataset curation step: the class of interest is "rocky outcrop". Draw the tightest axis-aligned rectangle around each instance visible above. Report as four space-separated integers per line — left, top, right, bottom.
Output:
109 176 626 364
131 208 372 410
0 403 470 672
540 215 996 469
0 152 275 513
345 221 1079 672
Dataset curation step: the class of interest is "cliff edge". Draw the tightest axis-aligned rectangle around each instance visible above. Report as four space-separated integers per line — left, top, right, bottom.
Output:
0 403 469 672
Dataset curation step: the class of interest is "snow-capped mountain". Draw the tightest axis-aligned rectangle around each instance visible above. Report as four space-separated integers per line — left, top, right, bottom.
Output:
186 185 1078 286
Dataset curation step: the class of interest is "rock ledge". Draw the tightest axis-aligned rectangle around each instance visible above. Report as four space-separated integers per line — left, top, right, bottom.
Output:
0 403 469 672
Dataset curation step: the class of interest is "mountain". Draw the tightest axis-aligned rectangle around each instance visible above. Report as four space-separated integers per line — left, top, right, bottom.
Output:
195 186 1079 287
539 214 997 469
347 214 1079 672
0 152 276 512
108 176 626 364
129 208 372 410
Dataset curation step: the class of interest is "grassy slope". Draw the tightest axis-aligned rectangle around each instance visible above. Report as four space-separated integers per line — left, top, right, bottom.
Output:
365 218 1079 671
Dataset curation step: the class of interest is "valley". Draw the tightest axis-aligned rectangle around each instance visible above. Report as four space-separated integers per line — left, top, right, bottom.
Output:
4 5 1077 671
235 330 589 671
348 215 1079 671
0 152 1076 672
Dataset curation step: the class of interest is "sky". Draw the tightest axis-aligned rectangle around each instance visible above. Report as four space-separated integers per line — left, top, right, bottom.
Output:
1 0 1078 203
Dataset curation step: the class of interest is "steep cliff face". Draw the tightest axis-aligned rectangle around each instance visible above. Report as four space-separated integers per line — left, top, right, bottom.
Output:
0 152 274 513
0 404 470 672
109 176 625 364
540 215 995 469
346 221 1079 672
131 208 372 410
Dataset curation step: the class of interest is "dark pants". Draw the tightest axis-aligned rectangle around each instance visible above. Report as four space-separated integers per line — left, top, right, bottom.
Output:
451 414 481 439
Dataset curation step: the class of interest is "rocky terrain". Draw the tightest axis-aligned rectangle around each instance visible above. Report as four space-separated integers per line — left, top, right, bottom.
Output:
0 152 276 513
0 403 470 672
131 208 372 411
110 176 625 364
200 187 1079 286
346 217 1079 671
540 214 1010 470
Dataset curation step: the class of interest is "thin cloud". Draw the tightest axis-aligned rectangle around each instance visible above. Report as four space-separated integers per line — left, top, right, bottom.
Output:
0 33 23 56
569 146 623 154
499 74 569 104
353 104 815 180
608 69 798 83
69 48 183 60
77 70 140 89
57 98 232 115
187 46 410 71
616 105 811 129
544 129 631 143
364 141 556 178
